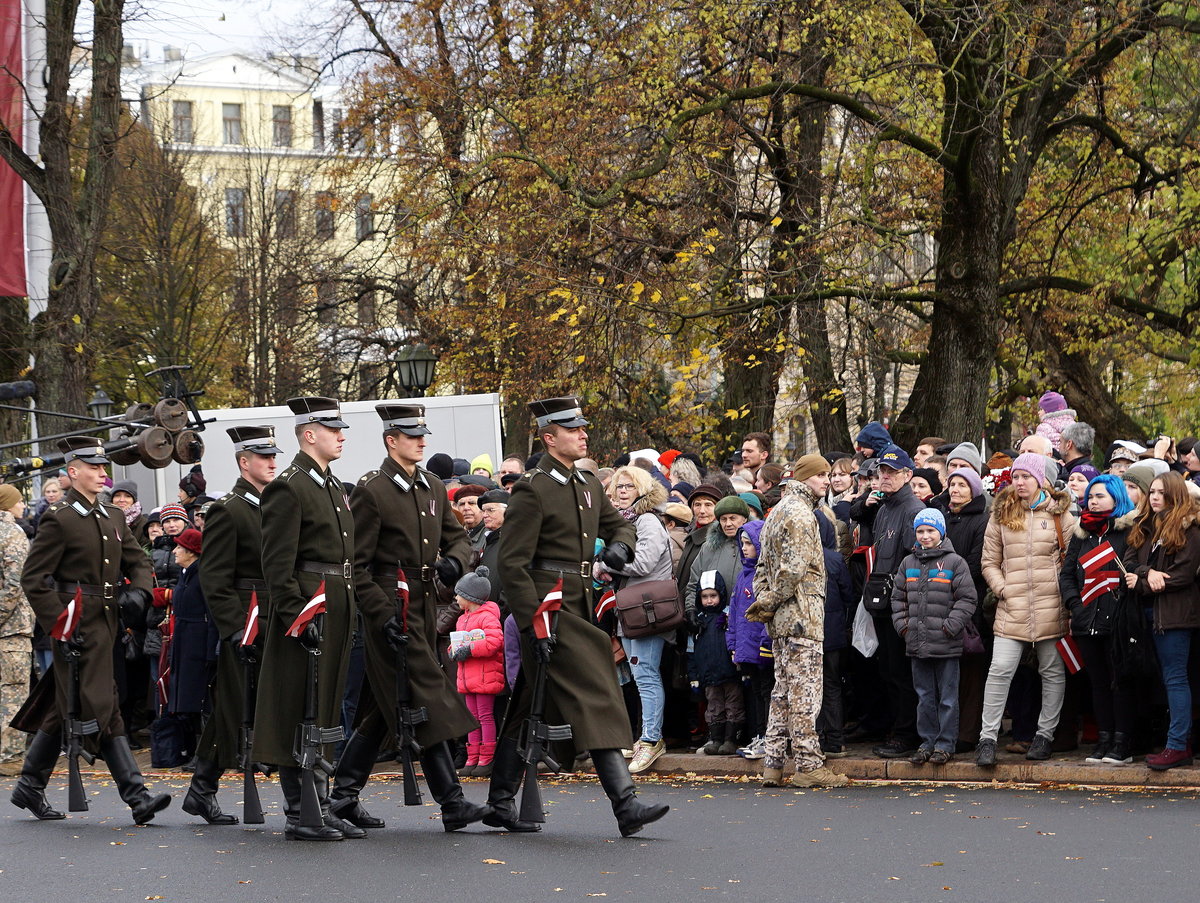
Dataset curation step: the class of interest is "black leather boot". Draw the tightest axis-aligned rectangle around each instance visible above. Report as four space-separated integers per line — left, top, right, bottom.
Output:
421 741 488 832
318 771 365 838
329 730 385 829
279 766 343 841
182 758 237 824
1103 732 1133 765
591 748 669 838
101 735 171 824
1085 731 1113 764
481 735 540 833
10 730 65 820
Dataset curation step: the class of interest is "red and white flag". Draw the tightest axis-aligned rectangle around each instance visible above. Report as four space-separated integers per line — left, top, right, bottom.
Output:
1079 541 1120 607
241 590 260 646
286 580 327 637
396 568 411 630
51 587 83 641
1056 635 1084 674
594 587 616 621
533 578 564 640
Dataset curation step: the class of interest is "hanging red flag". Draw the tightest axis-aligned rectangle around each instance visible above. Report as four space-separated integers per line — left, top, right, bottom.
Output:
396 568 411 631
51 587 83 641
594 587 616 621
533 578 564 640
241 590 260 646
286 580 327 637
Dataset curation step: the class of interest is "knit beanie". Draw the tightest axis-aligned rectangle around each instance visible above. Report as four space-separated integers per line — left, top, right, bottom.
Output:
454 567 492 605
789 453 829 482
947 467 984 499
913 508 946 538
0 484 21 511
912 467 943 496
671 481 695 501
713 495 750 520
1011 452 1049 487
469 453 493 475
159 503 191 524
1124 459 1170 495
946 441 983 474
1069 463 1101 483
111 479 139 502
696 569 728 606
1039 391 1068 413
738 492 764 516
426 453 455 480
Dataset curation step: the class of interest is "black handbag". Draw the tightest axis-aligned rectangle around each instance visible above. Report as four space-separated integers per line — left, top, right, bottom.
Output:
615 580 686 638
861 572 894 614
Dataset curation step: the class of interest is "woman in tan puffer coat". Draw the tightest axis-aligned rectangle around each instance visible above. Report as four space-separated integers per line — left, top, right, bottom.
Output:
974 453 1076 767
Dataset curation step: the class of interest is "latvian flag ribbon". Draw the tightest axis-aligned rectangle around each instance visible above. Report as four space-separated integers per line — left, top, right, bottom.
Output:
594 588 616 621
533 578 564 640
286 580 327 637
51 587 84 641
1079 541 1120 607
241 590 261 646
396 567 411 630
1056 635 1084 674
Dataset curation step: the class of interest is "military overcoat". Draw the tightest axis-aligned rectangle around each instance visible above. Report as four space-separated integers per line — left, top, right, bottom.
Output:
21 488 152 736
498 454 636 750
350 456 476 746
253 452 355 765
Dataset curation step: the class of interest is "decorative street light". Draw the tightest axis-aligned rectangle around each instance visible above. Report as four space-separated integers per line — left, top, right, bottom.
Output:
394 343 438 398
87 385 115 421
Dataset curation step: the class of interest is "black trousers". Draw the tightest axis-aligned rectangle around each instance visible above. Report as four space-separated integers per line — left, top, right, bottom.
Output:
871 613 918 744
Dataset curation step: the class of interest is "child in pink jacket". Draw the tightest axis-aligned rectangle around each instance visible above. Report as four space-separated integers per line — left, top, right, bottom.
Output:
448 567 505 776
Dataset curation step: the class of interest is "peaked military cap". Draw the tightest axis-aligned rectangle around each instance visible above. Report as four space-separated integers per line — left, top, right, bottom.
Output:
287 396 349 429
58 435 109 464
227 424 281 455
529 396 589 429
376 403 431 436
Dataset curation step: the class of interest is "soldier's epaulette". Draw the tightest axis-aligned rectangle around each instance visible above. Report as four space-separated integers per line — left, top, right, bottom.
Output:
46 503 63 514
358 469 381 485
278 465 301 481
521 471 538 482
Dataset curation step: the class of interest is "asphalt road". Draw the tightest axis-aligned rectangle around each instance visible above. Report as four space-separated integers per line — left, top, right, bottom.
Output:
1 774 1196 902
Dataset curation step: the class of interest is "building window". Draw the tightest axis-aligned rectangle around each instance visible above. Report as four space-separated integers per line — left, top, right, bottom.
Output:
316 280 338 324
225 187 247 237
355 194 374 241
272 105 293 147
315 191 335 240
171 100 193 143
357 285 377 326
312 101 325 150
222 103 243 144
275 189 297 238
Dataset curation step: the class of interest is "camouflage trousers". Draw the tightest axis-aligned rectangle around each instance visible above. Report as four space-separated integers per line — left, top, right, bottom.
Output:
0 636 32 762
762 636 824 772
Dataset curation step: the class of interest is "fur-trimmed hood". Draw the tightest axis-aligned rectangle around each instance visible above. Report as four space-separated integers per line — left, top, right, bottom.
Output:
628 480 668 516
1070 509 1138 539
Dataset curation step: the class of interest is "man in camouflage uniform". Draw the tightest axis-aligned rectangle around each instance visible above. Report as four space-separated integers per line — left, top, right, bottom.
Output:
748 453 849 789
13 437 168 823
188 425 280 824
0 484 34 771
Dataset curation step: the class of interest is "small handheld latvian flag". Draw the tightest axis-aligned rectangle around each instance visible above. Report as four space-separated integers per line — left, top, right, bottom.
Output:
534 578 564 641
286 581 327 637
396 568 411 630
51 587 84 641
241 590 260 646
594 588 616 621
1079 541 1120 607
1056 635 1084 674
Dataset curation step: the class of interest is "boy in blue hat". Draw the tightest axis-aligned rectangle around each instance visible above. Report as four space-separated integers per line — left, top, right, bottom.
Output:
889 508 977 765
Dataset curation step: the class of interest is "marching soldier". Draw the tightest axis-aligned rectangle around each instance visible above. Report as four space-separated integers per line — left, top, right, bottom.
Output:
11 437 170 824
484 397 669 837
255 398 358 841
331 403 487 831
187 426 280 824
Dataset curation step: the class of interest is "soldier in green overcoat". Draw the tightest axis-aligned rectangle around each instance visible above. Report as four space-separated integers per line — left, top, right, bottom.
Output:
483 397 670 838
254 398 358 841
11 437 170 825
187 425 279 824
331 403 486 832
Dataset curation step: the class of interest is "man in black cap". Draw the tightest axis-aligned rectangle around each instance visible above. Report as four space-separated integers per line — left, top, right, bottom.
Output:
12 437 169 824
187 426 280 824
255 397 358 840
485 396 669 837
331 403 485 831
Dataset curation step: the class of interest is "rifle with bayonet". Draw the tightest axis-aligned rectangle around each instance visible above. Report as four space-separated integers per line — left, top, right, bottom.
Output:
292 613 343 829
390 567 427 806
519 580 573 824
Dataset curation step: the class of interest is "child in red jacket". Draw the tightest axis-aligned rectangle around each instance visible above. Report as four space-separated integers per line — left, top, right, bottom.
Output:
448 567 506 776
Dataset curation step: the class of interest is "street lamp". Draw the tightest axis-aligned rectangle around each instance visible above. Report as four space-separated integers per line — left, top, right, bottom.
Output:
394 343 438 398
88 385 115 421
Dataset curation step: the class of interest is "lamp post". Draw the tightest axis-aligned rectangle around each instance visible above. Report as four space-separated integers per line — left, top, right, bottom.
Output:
394 343 438 398
87 385 115 421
